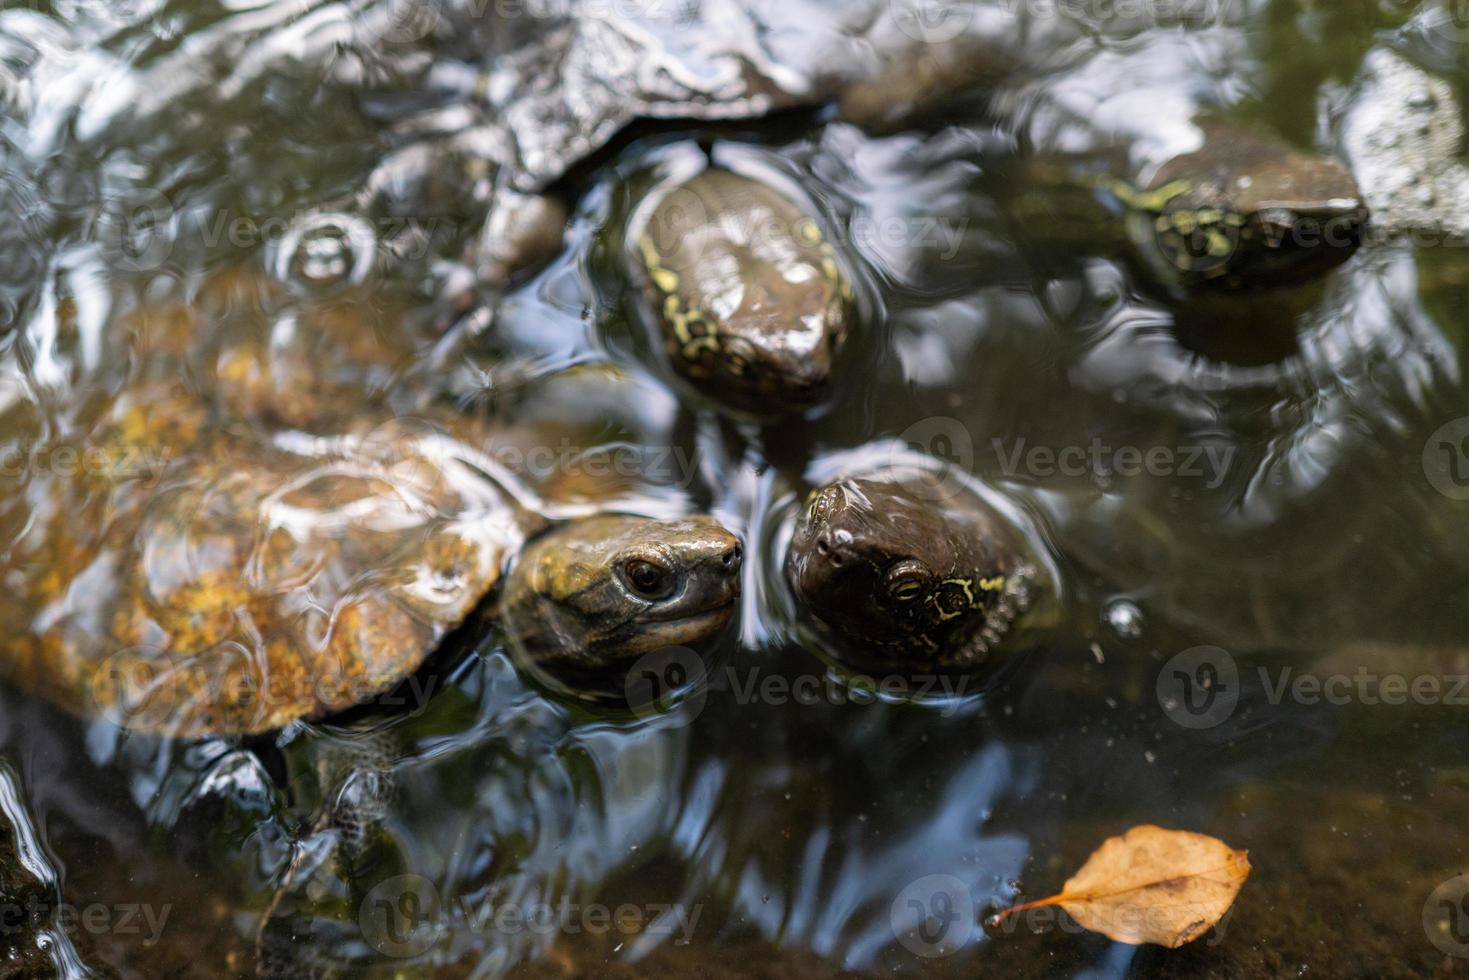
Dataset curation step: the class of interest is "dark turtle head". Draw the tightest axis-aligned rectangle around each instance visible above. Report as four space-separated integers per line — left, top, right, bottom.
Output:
1123 126 1367 287
502 514 742 678
637 169 852 415
785 472 1032 671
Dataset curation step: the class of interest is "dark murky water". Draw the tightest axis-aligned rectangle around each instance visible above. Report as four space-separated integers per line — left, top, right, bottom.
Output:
3 0 1469 976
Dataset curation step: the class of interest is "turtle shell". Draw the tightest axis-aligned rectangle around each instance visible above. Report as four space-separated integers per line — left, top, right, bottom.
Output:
0 383 519 738
0 271 529 738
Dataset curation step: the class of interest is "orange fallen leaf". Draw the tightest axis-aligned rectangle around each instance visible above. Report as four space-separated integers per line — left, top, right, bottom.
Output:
992 824 1250 948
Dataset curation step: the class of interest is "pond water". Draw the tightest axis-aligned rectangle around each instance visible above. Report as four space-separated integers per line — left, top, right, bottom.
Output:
2 0 1469 976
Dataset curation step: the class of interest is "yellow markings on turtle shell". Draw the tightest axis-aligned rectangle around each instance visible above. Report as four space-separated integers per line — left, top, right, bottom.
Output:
790 221 853 304
943 578 976 605
977 576 1006 592
637 233 663 270
640 233 719 363
1110 177 1196 212
1139 179 1193 212
923 577 976 622
818 253 854 304
650 266 680 295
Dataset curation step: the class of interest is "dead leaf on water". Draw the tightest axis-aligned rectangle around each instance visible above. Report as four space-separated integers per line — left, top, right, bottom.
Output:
991 824 1251 948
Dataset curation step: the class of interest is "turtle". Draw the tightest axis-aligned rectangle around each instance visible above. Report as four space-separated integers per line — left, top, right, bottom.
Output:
0 270 743 740
1000 121 1368 290
837 5 1368 286
313 0 1368 307
628 167 855 416
254 510 741 977
26 0 1362 435
22 0 1367 310
783 453 1057 676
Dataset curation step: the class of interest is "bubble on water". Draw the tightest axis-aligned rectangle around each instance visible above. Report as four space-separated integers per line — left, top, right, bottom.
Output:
274 213 375 292
1104 598 1145 640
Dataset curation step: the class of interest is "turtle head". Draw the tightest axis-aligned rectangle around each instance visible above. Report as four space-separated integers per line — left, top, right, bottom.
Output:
637 169 852 416
703 302 843 412
1126 129 1367 287
503 514 742 677
785 473 1031 670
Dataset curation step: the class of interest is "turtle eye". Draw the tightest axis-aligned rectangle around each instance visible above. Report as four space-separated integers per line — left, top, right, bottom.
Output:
624 559 676 600
884 559 931 603
722 337 757 380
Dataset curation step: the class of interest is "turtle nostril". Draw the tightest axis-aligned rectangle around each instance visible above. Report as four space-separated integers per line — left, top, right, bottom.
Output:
815 534 844 566
723 543 742 567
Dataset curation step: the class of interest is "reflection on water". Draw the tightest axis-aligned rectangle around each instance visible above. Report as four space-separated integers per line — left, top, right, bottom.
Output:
1 0 1468 977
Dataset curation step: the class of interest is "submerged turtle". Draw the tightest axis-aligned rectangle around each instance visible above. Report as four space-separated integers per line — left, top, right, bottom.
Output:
1113 124 1365 287
629 167 855 415
0 273 742 739
1006 122 1367 289
331 0 1365 313
836 6 1367 290
784 458 1053 675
